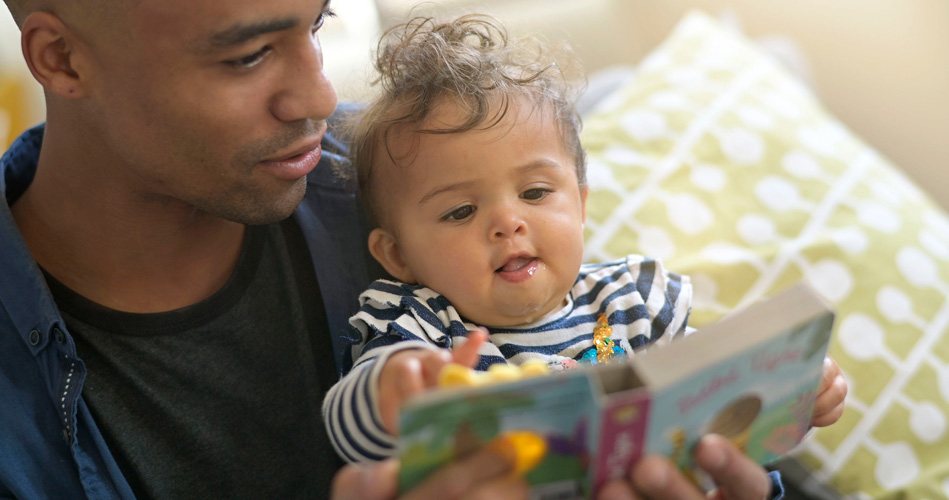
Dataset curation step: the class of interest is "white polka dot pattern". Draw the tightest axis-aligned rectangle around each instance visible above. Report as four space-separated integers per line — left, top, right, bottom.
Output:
580 11 949 500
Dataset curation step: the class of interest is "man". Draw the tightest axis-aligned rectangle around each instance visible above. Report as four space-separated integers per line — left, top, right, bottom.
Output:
0 0 787 498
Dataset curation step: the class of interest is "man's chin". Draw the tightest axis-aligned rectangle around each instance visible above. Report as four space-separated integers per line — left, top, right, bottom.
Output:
215 182 307 226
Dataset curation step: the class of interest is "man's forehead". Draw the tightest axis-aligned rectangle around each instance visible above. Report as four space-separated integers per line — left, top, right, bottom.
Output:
134 0 327 45
4 0 119 27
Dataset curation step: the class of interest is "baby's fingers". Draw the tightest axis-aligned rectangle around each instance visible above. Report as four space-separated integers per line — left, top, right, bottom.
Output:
811 375 847 427
380 356 427 435
811 356 847 427
817 356 841 393
452 328 489 367
418 349 453 386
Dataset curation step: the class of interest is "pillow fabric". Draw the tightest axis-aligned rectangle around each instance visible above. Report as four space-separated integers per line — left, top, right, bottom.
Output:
580 11 949 500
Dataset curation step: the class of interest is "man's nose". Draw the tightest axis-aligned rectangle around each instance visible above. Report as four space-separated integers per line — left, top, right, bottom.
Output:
271 36 338 123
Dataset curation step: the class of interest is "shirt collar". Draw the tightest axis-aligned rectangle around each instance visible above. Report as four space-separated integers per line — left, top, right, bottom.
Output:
0 124 65 355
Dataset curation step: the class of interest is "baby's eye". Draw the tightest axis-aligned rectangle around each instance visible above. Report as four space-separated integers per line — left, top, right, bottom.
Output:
442 205 476 222
521 188 552 201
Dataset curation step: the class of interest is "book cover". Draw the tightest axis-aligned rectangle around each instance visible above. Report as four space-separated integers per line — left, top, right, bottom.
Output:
398 283 834 499
399 369 601 498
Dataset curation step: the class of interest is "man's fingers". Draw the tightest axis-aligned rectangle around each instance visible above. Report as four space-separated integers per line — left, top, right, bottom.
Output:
452 328 488 367
631 456 704 500
460 475 530 500
330 460 399 500
402 438 525 500
596 480 639 500
693 435 772 500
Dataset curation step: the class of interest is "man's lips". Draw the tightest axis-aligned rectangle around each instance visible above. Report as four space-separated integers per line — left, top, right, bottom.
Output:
258 136 324 181
265 135 324 162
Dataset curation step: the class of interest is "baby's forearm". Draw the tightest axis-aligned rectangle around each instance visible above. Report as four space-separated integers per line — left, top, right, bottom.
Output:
323 341 440 463
323 356 397 463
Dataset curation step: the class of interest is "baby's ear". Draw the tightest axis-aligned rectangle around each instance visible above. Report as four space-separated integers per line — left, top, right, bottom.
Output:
580 185 589 222
368 228 416 283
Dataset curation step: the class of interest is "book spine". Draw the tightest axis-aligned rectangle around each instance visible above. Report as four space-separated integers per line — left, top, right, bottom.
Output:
593 391 651 492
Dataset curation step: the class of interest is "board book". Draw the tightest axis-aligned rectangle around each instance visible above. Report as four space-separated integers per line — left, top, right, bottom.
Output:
398 283 835 499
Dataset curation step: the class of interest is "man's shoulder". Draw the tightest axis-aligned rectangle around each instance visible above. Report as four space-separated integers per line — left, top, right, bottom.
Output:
2 124 45 202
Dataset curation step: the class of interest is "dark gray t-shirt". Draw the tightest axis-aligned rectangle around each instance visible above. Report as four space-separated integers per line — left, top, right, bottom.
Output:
45 219 342 499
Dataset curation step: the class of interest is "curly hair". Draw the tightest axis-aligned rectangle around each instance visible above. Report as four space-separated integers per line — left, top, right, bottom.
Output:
347 14 587 227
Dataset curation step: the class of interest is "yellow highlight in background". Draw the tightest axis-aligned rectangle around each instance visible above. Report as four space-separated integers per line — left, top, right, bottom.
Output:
0 76 28 149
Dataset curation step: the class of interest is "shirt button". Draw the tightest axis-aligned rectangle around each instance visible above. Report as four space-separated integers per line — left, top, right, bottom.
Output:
29 329 41 345
54 327 66 344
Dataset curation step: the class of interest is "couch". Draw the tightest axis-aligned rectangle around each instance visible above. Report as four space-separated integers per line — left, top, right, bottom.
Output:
321 3 949 499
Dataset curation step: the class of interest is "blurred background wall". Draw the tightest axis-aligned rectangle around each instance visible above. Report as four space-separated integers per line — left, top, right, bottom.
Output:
3 0 948 209
0 8 42 151
362 0 949 209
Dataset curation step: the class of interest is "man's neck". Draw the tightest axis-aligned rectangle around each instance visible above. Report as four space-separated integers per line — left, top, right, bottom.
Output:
11 126 247 314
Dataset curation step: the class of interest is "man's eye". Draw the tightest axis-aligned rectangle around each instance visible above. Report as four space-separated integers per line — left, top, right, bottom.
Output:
227 47 271 69
522 188 552 201
442 205 476 222
312 9 337 32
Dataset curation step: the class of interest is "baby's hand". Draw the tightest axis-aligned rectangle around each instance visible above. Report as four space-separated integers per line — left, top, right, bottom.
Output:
811 355 847 427
377 329 488 435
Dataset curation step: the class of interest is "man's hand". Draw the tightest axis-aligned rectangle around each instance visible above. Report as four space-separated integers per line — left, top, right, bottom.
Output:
377 329 488 435
596 435 772 500
811 355 847 427
331 434 529 500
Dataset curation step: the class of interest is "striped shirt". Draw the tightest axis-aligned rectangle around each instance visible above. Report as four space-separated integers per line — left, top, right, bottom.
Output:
323 255 692 463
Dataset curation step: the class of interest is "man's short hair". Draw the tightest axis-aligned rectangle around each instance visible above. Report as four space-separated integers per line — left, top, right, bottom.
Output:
3 0 27 26
4 0 124 29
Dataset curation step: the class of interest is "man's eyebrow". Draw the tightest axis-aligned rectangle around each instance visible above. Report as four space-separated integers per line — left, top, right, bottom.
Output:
205 17 300 50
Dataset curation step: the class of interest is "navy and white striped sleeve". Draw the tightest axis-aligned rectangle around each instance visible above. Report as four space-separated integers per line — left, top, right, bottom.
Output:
628 256 693 349
322 340 438 462
322 280 452 462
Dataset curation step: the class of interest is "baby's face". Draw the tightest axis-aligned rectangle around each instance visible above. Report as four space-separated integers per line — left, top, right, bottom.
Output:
372 98 587 327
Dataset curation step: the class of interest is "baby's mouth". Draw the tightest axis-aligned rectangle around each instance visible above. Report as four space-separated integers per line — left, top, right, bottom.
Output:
496 256 537 273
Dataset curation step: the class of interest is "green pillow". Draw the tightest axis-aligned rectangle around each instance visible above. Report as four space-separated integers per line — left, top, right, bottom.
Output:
581 11 949 500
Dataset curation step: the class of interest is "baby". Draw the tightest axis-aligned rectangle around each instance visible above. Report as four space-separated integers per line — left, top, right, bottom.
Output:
323 14 846 464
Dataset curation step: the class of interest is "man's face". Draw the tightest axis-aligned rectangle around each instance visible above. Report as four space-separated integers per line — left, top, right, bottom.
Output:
78 0 338 224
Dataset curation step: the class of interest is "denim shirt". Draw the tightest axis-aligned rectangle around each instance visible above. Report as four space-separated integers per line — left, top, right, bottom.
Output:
0 123 379 499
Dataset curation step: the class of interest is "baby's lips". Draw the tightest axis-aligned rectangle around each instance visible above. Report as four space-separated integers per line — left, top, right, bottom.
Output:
488 431 547 476
496 255 534 273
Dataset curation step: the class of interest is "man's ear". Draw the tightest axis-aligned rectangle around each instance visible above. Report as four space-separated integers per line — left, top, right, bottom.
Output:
20 11 89 99
368 228 416 283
